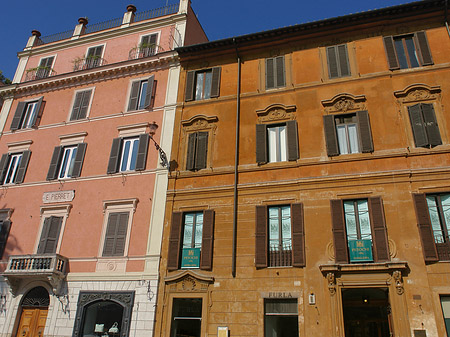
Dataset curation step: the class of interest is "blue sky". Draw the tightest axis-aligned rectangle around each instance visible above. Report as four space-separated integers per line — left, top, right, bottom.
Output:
0 0 410 80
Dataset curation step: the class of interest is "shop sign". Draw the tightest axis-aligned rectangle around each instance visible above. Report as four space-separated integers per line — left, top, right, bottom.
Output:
181 248 200 268
43 190 75 203
349 239 373 262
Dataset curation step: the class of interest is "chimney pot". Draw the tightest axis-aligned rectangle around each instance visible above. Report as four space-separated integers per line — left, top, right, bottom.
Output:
31 30 41 38
127 5 137 13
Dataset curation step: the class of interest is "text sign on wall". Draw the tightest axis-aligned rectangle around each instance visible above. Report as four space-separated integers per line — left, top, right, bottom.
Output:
181 248 200 268
42 190 75 204
348 239 373 262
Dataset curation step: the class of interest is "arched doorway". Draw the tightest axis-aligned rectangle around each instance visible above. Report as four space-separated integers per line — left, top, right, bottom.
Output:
16 286 50 337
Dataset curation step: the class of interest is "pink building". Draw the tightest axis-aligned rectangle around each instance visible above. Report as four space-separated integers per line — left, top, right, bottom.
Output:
0 1 207 336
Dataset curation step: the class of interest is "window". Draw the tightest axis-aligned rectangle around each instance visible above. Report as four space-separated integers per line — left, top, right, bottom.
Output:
70 89 93 120
256 121 298 164
185 67 221 101
127 75 155 111
264 299 299 337
265 56 285 89
326 44 351 79
36 56 55 79
407 103 442 148
323 111 373 157
107 134 149 173
138 33 158 57
255 204 305 268
383 32 433 70
170 298 202 337
37 216 63 254
102 212 130 257
0 151 31 185
441 297 450 337
10 98 43 130
186 132 208 171
167 210 215 271
46 143 86 180
85 45 104 69
331 197 390 264
0 211 12 259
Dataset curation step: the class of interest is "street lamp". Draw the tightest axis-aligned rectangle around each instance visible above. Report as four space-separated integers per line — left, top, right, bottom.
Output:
149 121 169 169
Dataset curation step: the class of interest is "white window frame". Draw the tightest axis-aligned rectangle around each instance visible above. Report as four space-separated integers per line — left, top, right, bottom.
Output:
84 43 106 68
68 87 95 121
267 124 287 163
36 55 57 78
21 101 39 129
119 137 139 172
335 115 360 155
3 153 23 185
57 145 78 179
34 205 71 254
138 32 160 56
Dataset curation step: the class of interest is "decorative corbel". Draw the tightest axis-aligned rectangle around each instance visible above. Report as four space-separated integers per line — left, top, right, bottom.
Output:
392 270 404 295
327 272 336 295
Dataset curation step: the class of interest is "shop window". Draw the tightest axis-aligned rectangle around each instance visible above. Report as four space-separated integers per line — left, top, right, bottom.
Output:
170 298 202 337
264 299 299 337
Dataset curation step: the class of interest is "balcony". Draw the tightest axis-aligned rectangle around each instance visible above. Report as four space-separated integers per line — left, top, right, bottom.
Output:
2 254 68 295
269 244 292 267
73 57 107 71
128 45 164 60
25 67 57 81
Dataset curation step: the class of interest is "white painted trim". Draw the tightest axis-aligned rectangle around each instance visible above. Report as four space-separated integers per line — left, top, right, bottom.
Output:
0 98 14 134
7 139 33 152
67 86 96 121
12 57 29 84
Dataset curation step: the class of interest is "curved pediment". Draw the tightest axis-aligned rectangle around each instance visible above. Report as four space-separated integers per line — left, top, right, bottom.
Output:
181 115 218 131
394 83 441 103
321 93 366 114
165 270 214 293
256 103 296 123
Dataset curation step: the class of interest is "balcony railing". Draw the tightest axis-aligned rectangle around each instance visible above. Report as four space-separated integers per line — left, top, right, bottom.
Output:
73 57 107 71
25 67 57 81
128 45 164 60
269 244 292 267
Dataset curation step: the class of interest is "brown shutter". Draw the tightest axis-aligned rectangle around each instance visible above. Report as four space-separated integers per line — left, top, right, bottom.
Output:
200 210 215 270
369 197 390 262
265 58 275 89
326 46 339 78
275 56 285 87
195 132 208 170
256 124 268 164
70 91 84 120
383 36 400 70
107 138 122 174
0 220 11 258
291 203 305 267
185 71 196 101
78 90 92 119
357 111 374 153
210 67 221 98
102 212 129 257
414 31 433 66
46 146 63 181
323 115 339 156
331 199 349 263
413 193 439 262
10 102 26 130
127 81 140 111
37 216 62 254
408 104 428 147
337 44 350 77
421 103 442 147
31 97 44 128
286 120 299 161
135 133 149 171
167 212 183 271
143 75 155 109
14 150 31 184
255 205 268 268
0 153 10 184
71 143 87 178
113 212 129 256
186 132 197 171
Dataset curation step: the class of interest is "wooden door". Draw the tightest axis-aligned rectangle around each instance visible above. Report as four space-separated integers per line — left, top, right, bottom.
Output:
17 308 48 337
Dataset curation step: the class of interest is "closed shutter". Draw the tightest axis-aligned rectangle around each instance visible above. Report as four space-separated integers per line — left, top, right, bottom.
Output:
200 210 215 270
413 193 439 262
414 31 433 66
143 75 155 109
186 133 197 171
323 115 339 156
195 132 208 170
331 199 349 263
357 111 374 153
107 138 122 174
275 56 286 87
0 153 10 184
421 103 442 147
265 58 275 89
286 120 299 161
291 203 305 267
255 205 268 268
14 150 31 184
70 91 84 120
167 212 183 271
383 36 400 70
337 44 350 77
71 143 87 178
210 67 221 98
0 219 11 258
31 97 44 128
369 197 390 262
256 124 268 164
326 46 339 78
10 102 26 130
408 104 428 147
127 81 140 111
78 90 92 120
46 146 63 181
135 133 149 171
102 212 129 256
37 216 62 254
185 71 196 102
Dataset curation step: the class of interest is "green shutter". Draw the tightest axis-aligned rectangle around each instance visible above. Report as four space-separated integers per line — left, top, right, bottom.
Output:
291 203 305 267
413 193 439 262
0 219 11 259
265 58 275 89
37 216 62 254
143 75 155 109
408 104 428 147
185 71 196 101
186 133 197 171
78 90 92 119
369 197 390 262
337 44 350 77
127 81 140 111
0 154 10 184
421 103 442 147
275 56 285 87
210 67 221 98
10 102 26 130
286 120 299 161
357 111 374 153
326 46 339 78
195 132 208 170
414 31 433 66
70 91 84 120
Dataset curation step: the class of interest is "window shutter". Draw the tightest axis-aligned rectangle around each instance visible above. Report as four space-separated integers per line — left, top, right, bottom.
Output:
37 216 62 254
186 133 197 171
185 71 196 102
70 91 84 120
421 103 442 147
323 115 339 156
143 75 155 109
114 212 129 256
78 90 92 120
200 210 215 270
357 111 374 153
330 199 349 263
127 81 140 111
107 138 122 174
326 46 339 78
265 58 275 89
46 146 63 181
0 219 11 258
286 120 299 161
195 132 208 170
102 213 117 256
10 102 26 130
414 31 433 66
210 67 221 98
31 97 44 128
0 153 10 184
383 36 400 70
167 212 183 271
413 193 439 262
337 44 350 77
14 150 31 184
291 203 305 267
368 197 390 262
255 205 268 268
71 143 87 178
135 133 149 171
275 56 285 87
408 104 428 147
256 124 268 164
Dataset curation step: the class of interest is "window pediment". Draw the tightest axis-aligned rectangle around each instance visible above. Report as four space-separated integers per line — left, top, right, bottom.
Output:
394 83 441 103
321 93 366 114
164 270 214 293
256 104 296 123
181 115 218 132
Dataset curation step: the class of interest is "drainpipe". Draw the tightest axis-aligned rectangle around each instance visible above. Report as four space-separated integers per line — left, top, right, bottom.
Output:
232 38 241 278
446 0 450 38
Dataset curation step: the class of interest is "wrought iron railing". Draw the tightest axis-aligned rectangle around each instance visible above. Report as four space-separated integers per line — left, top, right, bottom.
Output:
73 57 107 71
39 29 74 45
128 45 164 59
25 67 57 81
269 244 292 267
5 254 68 275
134 3 179 22
85 17 122 34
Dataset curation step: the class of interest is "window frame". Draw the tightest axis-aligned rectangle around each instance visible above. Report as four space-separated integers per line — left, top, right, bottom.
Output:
35 205 71 255
107 131 149 174
265 56 286 90
138 32 159 57
46 143 87 181
185 67 221 102
126 75 156 111
69 88 94 121
36 55 56 79
85 44 105 69
10 97 44 131
0 150 31 185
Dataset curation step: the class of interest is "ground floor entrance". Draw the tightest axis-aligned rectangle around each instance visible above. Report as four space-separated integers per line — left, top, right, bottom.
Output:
16 286 50 337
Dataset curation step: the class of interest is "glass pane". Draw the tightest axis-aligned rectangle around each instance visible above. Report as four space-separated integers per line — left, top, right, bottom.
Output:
344 201 357 240
171 298 202 337
67 147 78 177
265 300 298 337
269 207 280 248
281 206 291 248
183 213 194 249
268 127 278 163
138 81 148 109
120 141 131 172
194 213 203 249
22 102 37 128
394 38 409 69
347 124 359 154
195 73 204 100
279 126 287 161
203 71 212 99
427 196 445 243
405 37 420 68
129 139 139 170
59 149 70 179
441 194 450 240
336 125 349 154
357 200 372 240
4 154 21 184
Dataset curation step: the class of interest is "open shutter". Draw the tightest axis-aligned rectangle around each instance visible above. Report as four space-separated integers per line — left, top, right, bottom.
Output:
337 44 350 77
185 71 196 101
200 210 215 270
408 104 428 147
78 90 92 119
275 56 285 87
0 153 10 184
0 220 11 258
357 111 374 153
135 133 149 171
30 97 43 128
186 133 197 171
71 143 87 178
331 199 349 263
369 197 390 262
143 75 155 109
265 58 275 89
127 81 140 111
70 91 84 120
256 124 268 164
167 212 183 271
421 103 442 147
14 150 31 184
107 138 122 174
413 193 439 262
10 102 26 130
286 120 299 161
323 115 339 156
255 205 268 268
414 31 433 66
291 203 305 267
37 216 62 254
383 36 400 70
46 146 63 181
210 67 221 98
326 46 339 78
195 132 208 170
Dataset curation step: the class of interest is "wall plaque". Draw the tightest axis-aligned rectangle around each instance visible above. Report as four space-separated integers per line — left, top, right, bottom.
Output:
43 190 75 204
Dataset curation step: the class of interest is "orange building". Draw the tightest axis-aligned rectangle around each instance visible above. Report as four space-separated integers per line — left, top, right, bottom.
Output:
155 1 450 336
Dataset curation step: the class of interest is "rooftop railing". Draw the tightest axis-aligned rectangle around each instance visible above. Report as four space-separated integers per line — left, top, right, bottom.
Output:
85 17 123 34
135 3 179 22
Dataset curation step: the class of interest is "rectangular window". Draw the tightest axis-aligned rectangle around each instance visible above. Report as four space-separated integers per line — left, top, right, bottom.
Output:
138 33 158 58
256 121 298 165
3 153 22 185
86 46 104 69
265 56 285 89
264 299 299 337
407 103 442 148
181 212 203 269
326 44 351 79
47 143 87 180
170 298 202 337
102 212 130 257
336 115 360 154
344 200 374 262
127 76 155 111
70 89 92 120
267 125 287 162
185 67 221 101
37 216 63 254
36 56 55 79
58 146 78 179
0 151 31 185
268 206 292 267
441 297 450 337
186 132 208 171
120 137 139 172
10 98 43 130
426 194 450 244
107 134 149 174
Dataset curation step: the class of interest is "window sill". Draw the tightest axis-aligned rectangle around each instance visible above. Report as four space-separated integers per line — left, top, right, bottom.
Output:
319 261 408 274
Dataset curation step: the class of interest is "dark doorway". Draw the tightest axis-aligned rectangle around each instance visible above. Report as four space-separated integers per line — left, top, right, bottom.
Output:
342 288 392 337
170 298 202 337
